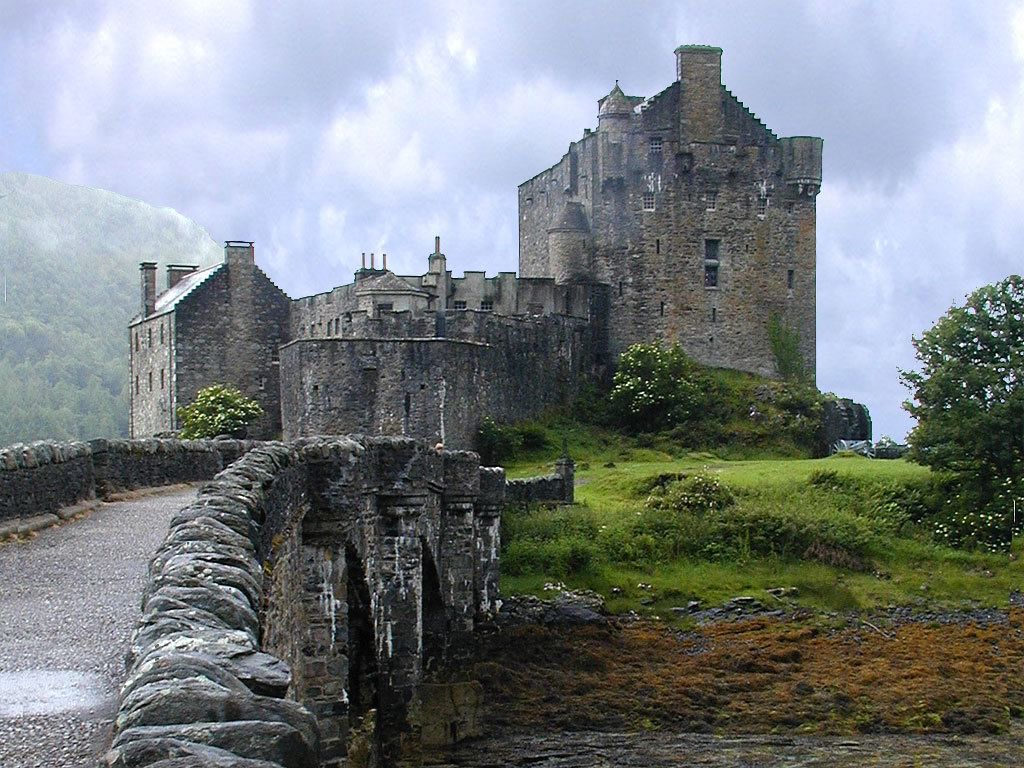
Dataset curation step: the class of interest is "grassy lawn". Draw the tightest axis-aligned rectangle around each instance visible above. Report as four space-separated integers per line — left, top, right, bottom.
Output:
499 426 1024 616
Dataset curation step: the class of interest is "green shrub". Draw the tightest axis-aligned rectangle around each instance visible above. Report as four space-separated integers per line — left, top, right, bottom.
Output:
176 384 263 439
476 417 523 465
645 472 735 513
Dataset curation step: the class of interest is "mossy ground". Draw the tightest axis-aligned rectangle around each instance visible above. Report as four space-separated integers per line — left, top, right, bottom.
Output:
466 614 1024 736
480 415 1024 737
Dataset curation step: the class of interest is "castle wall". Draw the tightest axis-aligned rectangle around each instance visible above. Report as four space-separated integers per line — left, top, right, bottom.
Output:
174 251 291 438
129 313 176 436
518 47 819 381
279 314 593 449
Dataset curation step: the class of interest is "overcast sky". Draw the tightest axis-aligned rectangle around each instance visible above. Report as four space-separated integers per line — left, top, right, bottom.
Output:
3 0 1023 440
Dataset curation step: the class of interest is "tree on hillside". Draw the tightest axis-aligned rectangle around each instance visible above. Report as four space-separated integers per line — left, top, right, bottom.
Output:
901 275 1024 548
177 385 263 439
607 343 709 432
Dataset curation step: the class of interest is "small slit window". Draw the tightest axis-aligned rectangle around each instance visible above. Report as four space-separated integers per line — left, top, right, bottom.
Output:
159 369 164 389
642 192 656 211
704 264 718 288
660 301 665 317
159 324 164 344
712 307 717 323
655 238 661 254
134 376 139 395
147 327 152 347
147 371 153 391
787 269 795 290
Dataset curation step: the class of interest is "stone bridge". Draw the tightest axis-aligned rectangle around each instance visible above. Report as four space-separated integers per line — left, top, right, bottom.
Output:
103 436 504 768
1 434 580 767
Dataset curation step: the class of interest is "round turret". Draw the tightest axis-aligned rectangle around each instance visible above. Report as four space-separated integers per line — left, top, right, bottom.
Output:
547 201 592 284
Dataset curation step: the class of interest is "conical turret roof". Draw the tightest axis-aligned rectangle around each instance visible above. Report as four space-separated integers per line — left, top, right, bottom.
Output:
598 81 632 117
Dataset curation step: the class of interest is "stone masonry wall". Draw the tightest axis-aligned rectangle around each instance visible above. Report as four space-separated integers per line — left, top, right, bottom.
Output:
518 46 819 381
174 252 292 439
279 313 594 449
103 436 507 768
0 438 259 524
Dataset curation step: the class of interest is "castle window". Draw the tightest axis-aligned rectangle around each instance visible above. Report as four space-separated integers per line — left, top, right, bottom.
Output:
159 369 164 389
704 239 720 261
376 303 393 315
271 347 280 363
147 327 152 347
258 377 266 391
134 376 139 395
757 197 768 216
159 324 164 344
310 323 316 337
526 197 533 206
454 300 467 310
642 192 656 211
134 333 139 351
704 264 718 287
705 191 717 211
712 307 717 323
787 269 795 290
148 371 153 391
660 301 665 317
656 238 661 254
480 300 493 312
649 137 663 157
618 281 624 296
785 200 795 213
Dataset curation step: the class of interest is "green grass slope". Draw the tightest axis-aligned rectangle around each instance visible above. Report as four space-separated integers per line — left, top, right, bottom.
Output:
0 172 221 444
497 416 1024 614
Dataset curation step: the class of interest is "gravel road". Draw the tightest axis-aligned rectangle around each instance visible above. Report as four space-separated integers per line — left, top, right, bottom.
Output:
0 488 194 768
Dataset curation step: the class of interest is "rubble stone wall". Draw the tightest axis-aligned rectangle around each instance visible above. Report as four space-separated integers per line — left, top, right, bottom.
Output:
103 436 505 768
0 438 260 522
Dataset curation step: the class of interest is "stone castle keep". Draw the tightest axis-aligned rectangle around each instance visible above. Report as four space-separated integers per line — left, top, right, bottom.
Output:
130 46 822 445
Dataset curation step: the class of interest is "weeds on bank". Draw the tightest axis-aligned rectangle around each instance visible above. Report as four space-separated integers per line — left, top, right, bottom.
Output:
500 440 1024 613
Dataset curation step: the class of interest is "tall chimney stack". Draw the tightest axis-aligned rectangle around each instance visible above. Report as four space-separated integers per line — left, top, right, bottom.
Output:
383 252 387 270
435 235 441 254
140 262 157 316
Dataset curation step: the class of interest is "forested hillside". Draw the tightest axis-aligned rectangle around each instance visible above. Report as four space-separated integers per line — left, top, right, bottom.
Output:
0 172 221 444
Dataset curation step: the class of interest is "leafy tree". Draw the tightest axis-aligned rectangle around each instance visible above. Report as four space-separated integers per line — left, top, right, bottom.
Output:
901 275 1024 549
607 343 710 433
177 385 263 439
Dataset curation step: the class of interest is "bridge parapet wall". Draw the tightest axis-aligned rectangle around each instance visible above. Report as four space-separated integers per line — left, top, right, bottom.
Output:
103 435 506 768
0 438 260 526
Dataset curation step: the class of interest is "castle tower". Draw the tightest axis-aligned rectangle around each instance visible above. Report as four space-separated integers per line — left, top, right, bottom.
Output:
519 44 821 382
547 202 593 284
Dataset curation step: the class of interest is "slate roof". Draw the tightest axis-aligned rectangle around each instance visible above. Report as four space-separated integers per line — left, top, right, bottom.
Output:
130 262 224 324
353 271 429 296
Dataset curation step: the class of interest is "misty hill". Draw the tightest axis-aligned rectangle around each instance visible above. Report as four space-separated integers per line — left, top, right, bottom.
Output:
0 172 222 445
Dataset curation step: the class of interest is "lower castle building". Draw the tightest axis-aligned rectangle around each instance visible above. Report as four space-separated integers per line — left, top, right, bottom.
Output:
130 45 822 448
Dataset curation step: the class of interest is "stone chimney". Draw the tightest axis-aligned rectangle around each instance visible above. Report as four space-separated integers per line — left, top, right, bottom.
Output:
675 45 724 143
224 241 255 268
140 262 157 316
166 264 198 290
